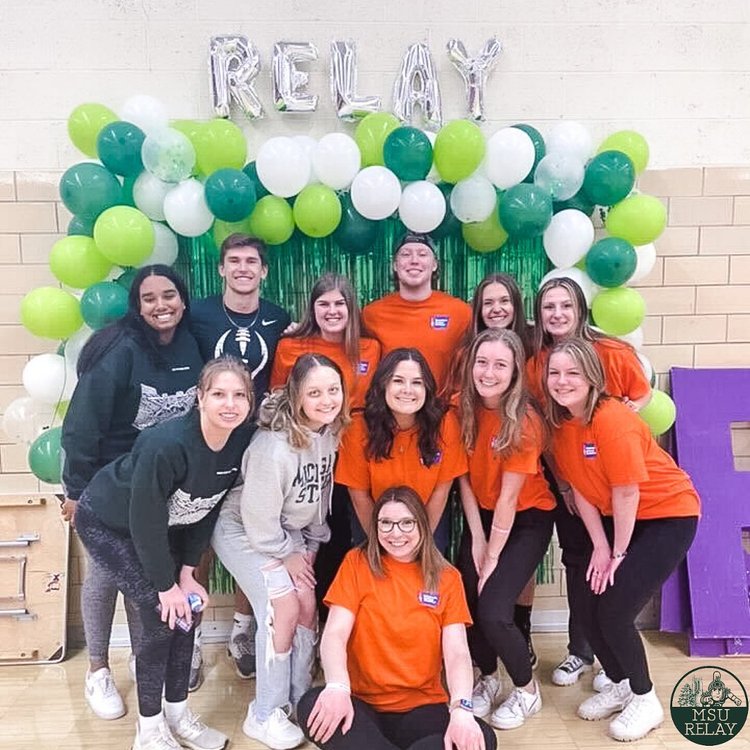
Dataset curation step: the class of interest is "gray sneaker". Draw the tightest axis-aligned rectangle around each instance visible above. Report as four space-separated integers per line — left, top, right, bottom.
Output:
228 631 256 679
188 640 204 692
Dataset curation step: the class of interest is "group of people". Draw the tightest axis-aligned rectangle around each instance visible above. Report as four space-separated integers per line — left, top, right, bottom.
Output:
61 230 700 750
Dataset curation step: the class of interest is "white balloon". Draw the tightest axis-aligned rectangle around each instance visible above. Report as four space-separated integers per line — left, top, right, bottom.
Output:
619 326 644 351
399 181 446 233
423 130 440 182
637 352 654 383
256 136 311 197
163 179 214 238
484 127 536 189
23 354 77 405
545 121 593 163
64 324 94 373
141 128 195 183
628 243 657 284
539 266 598 307
450 175 496 223
312 133 361 190
2 396 57 444
133 172 172 221
542 209 594 268
139 222 179 266
293 136 319 185
121 94 169 136
534 152 585 201
350 166 402 220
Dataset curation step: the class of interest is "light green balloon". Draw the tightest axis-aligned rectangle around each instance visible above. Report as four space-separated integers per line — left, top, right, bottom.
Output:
462 209 508 253
433 120 486 184
21 287 83 340
605 194 666 246
67 102 118 158
354 112 400 167
639 389 676 436
591 287 646 336
49 235 112 289
94 206 155 266
248 196 295 246
598 130 649 175
194 119 247 175
213 217 253 249
293 185 342 238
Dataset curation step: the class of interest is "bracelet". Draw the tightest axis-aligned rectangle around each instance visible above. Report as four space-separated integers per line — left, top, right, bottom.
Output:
491 523 511 534
611 550 628 559
325 682 351 693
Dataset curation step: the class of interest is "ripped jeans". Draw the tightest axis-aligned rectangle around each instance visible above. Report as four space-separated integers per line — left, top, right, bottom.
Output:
212 506 317 722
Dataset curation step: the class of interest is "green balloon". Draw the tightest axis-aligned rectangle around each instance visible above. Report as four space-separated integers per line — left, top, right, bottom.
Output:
96 120 145 177
248 195 295 245
462 208 508 253
94 206 154 266
115 267 139 290
512 123 546 182
171 119 204 149
333 193 379 255
242 161 270 200
433 120 486 184
591 287 646 336
598 130 649 175
498 183 552 239
213 217 254 248
28 427 63 484
50 235 113 289
293 185 342 238
67 215 96 237
354 112 400 167
194 119 247 175
59 162 122 220
430 182 461 240
120 175 137 208
205 168 257 222
639 389 676 436
605 194 667 246
67 103 118 158
585 237 637 288
21 287 83 340
80 281 129 330
582 150 635 207
383 126 433 181
553 189 595 217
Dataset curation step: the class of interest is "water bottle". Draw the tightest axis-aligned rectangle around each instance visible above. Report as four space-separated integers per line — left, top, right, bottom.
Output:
157 592 203 633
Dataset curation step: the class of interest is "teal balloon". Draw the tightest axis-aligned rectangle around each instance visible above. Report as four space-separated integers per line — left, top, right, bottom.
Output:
121 175 137 207
512 123 546 182
582 150 635 207
242 161 270 200
553 189 595 216
585 237 637 287
333 193 380 256
116 267 138 290
60 163 122 219
67 215 96 236
383 127 433 181
96 120 146 177
205 168 257 222
498 183 553 239
28 427 62 484
80 281 129 330
430 182 461 240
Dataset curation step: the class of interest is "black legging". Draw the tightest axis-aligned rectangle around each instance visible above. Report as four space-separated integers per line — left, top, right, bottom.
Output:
458 507 554 686
574 515 698 695
75 495 197 716
298 687 497 750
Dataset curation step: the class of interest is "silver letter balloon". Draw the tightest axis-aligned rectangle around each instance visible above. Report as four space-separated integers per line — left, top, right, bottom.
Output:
446 37 503 122
329 40 381 121
392 42 442 131
209 35 264 120
272 41 319 113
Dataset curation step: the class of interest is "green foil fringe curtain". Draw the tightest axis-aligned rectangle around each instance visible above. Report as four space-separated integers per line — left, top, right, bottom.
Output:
179 221 556 593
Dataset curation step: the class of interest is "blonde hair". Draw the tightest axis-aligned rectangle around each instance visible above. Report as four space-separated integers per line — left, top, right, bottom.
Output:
197 356 255 418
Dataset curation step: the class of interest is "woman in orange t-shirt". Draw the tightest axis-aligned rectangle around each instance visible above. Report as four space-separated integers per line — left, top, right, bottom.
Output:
297 486 496 750
545 338 699 743
457 329 554 730
335 348 468 553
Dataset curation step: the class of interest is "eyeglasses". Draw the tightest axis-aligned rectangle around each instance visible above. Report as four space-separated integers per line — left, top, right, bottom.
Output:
377 518 417 533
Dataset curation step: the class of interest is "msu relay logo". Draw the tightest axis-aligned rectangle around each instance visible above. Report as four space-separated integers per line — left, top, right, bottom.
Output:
671 667 748 745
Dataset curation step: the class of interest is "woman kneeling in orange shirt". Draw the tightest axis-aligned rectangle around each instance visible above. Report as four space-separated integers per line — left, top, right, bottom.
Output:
545 339 699 743
298 486 496 750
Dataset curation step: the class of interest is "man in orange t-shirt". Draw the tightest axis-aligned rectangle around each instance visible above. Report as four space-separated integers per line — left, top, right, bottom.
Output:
362 234 471 390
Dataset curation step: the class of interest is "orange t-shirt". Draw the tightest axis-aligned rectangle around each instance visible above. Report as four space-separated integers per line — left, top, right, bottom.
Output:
467 407 555 513
335 410 468 503
270 336 381 410
363 291 471 389
526 338 650 406
325 548 471 712
551 398 700 520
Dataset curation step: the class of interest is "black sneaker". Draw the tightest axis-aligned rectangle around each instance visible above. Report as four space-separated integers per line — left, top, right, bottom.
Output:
228 631 256 679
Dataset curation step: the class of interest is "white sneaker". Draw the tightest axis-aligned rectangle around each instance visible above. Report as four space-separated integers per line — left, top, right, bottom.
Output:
129 653 137 681
551 654 592 686
578 680 633 720
490 681 542 730
133 719 181 750
593 668 614 693
169 707 227 750
242 701 304 750
85 667 126 720
608 688 664 742
472 673 501 717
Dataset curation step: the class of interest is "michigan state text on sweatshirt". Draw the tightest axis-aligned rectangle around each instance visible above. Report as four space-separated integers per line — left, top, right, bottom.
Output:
84 410 253 592
61 327 204 500
221 427 338 559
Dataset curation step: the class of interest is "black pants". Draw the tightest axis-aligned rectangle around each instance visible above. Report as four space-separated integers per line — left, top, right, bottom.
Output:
76 495 197 717
298 687 497 750
316 483 354 618
574 515 698 695
458 507 554 686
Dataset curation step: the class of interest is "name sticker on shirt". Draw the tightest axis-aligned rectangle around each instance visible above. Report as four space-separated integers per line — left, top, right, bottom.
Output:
583 442 598 458
358 361 369 374
419 591 440 608
430 315 449 329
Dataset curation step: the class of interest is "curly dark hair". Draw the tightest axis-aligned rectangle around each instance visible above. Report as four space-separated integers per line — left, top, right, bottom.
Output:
364 348 446 466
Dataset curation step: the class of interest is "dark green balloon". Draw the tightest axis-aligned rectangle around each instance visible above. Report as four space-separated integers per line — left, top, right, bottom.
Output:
242 161 270 200
115 267 138 290
582 150 635 207
205 168 257 222
120 175 137 207
430 182 461 240
67 215 96 236
80 281 129 330
512 123 546 183
585 237 637 287
383 126 433 181
96 120 146 177
333 193 380 256
28 427 62 484
553 189 595 216
59 162 122 219
498 184 552 239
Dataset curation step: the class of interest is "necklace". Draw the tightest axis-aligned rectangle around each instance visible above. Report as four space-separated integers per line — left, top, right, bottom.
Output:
222 299 260 331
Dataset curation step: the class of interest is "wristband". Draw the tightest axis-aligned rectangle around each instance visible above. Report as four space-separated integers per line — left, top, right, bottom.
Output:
611 550 627 559
449 698 473 713
325 682 351 693
491 523 511 535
